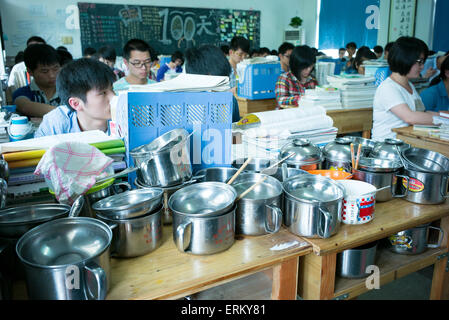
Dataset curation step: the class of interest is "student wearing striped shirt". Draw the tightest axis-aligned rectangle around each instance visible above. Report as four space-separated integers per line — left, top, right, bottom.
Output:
275 45 318 108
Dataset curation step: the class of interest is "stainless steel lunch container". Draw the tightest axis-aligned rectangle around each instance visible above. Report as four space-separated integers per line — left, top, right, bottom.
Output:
388 223 445 255
337 241 378 278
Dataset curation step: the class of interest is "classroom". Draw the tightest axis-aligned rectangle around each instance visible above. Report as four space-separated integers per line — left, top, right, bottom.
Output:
0 0 448 305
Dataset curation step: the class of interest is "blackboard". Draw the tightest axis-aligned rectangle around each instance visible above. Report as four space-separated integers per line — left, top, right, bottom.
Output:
78 2 261 56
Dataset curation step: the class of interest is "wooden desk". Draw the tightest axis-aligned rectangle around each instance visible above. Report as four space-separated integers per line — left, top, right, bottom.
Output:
298 199 449 300
393 126 449 158
236 97 276 117
327 108 373 138
108 226 311 300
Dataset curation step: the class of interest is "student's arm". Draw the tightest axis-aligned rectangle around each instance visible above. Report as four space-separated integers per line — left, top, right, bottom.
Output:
275 78 301 107
14 97 56 117
390 103 437 125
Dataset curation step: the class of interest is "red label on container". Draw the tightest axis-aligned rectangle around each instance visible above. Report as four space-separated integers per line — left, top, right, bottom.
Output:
403 177 424 192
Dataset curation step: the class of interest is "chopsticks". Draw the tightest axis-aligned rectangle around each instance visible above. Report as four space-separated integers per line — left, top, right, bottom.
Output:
351 143 362 172
236 176 268 201
227 157 253 185
351 143 355 170
355 143 362 171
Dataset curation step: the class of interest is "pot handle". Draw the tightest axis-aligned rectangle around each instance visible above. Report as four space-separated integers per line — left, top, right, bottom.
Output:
427 226 445 249
83 261 108 300
318 206 334 239
265 204 283 234
393 175 409 198
103 221 118 255
175 221 192 253
68 195 85 218
112 182 132 194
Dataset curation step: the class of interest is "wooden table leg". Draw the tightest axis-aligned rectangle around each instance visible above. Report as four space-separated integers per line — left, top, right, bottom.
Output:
297 253 337 300
430 216 449 300
271 257 299 300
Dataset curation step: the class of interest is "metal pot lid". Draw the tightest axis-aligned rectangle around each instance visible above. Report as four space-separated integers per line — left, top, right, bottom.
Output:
280 139 322 165
283 174 344 203
232 158 273 172
323 137 354 161
358 157 402 173
168 182 237 217
369 138 410 161
232 173 282 200
91 188 164 219
0 204 71 226
401 147 449 173
130 128 188 156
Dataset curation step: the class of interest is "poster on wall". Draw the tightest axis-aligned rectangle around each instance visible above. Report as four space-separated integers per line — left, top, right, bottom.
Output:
388 0 417 42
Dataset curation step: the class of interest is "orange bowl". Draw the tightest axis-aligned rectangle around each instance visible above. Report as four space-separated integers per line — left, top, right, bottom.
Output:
307 170 352 180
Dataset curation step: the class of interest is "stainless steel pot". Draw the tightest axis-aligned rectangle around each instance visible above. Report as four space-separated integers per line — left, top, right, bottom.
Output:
0 204 71 238
232 173 283 236
353 169 409 202
232 158 282 178
283 174 344 238
194 167 238 183
337 241 378 278
96 205 163 258
369 138 410 162
130 129 192 187
400 167 448 204
401 147 449 173
323 137 354 171
388 223 445 255
173 205 235 255
279 138 323 170
16 217 112 300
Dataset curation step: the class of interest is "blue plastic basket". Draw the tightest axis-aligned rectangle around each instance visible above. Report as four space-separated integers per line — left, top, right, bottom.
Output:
237 63 281 100
115 91 234 183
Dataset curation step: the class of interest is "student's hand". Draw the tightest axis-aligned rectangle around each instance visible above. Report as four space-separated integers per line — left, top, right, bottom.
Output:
424 67 437 79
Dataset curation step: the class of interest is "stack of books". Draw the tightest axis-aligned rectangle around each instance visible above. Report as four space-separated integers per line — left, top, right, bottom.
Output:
327 74 376 109
298 86 342 110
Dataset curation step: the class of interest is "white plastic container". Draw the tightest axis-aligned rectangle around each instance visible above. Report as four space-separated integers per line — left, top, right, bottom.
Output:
338 180 377 225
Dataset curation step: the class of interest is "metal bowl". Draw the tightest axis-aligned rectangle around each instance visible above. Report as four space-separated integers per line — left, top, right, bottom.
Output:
91 188 164 220
401 147 449 173
0 204 71 238
232 173 283 200
168 182 237 217
358 157 403 173
283 174 345 203
194 167 238 183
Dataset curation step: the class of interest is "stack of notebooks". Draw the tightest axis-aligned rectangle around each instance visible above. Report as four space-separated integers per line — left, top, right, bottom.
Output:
315 61 336 85
327 74 376 109
0 131 127 198
298 86 342 110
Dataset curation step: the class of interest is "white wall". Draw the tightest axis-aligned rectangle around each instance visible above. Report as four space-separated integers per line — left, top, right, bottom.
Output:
0 0 317 58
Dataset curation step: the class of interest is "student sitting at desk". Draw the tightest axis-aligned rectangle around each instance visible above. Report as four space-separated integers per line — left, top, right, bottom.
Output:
274 45 318 108
228 36 250 95
420 56 449 112
372 37 439 141
95 46 125 80
12 44 61 118
113 39 157 92
352 46 377 75
345 42 357 73
156 51 184 82
278 42 294 73
34 58 116 138
184 45 240 123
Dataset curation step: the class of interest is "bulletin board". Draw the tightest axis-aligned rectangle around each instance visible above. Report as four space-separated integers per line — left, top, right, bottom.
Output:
78 2 261 56
388 0 417 42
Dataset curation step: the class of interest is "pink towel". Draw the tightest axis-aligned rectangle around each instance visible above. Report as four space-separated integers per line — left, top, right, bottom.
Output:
35 141 114 205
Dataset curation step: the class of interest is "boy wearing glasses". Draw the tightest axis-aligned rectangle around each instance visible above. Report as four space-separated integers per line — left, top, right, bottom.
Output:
228 36 250 94
113 39 156 92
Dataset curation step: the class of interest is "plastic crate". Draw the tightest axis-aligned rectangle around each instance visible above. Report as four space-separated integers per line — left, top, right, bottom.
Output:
115 91 234 183
237 63 281 100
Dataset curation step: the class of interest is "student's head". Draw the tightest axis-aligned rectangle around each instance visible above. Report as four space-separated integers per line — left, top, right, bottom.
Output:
338 48 346 59
346 42 357 56
229 36 250 65
57 58 116 121
250 49 260 58
220 45 230 57
123 39 153 81
171 51 184 67
388 36 429 78
384 42 394 60
24 44 60 89
373 45 383 58
57 49 73 66
353 46 377 74
15 51 24 64
184 45 231 77
289 45 316 81
96 46 117 68
278 42 295 70
83 47 97 58
436 51 449 70
259 47 271 57
26 36 46 47
431 54 449 87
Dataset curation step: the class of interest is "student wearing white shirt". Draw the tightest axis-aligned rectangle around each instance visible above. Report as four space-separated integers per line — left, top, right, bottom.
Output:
372 37 439 141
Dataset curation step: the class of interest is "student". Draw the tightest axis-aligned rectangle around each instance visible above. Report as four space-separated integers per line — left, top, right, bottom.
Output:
83 47 97 58
338 48 347 62
156 51 184 82
113 39 157 92
34 58 116 138
420 56 449 112
12 44 61 117
372 37 439 141
278 42 295 73
345 42 357 71
373 45 383 59
275 45 318 108
228 36 250 94
421 51 449 84
353 46 377 75
259 47 271 57
96 46 125 80
57 48 73 66
7 36 46 91
184 45 241 123
249 49 260 58
383 42 394 60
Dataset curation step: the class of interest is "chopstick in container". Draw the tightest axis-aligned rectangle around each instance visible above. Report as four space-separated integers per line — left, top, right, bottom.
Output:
350 143 355 171
236 176 268 201
227 157 253 185
355 143 362 171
